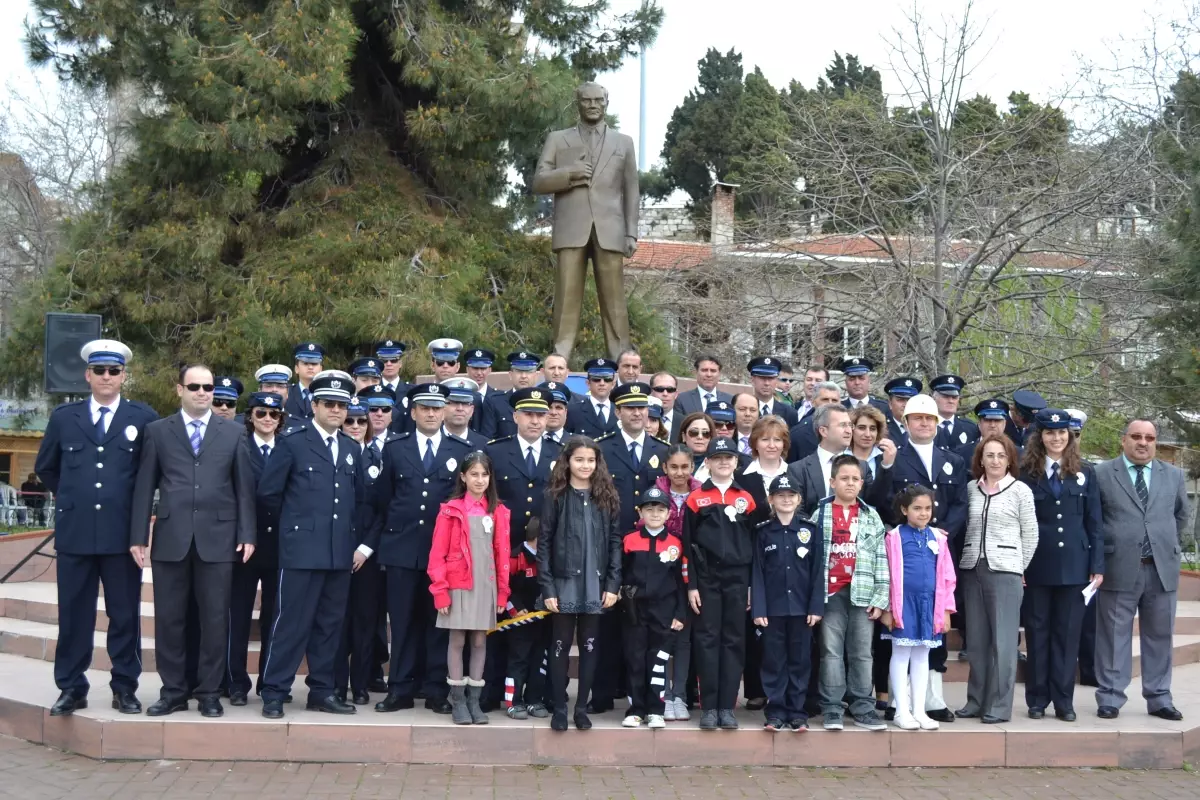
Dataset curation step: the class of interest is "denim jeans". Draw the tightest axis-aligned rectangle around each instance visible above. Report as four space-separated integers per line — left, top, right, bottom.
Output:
819 586 876 717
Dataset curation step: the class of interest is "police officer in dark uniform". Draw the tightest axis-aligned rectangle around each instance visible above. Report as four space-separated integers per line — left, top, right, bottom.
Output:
1008 389 1047 448
211 377 243 421
540 381 572 445
931 374 979 456
348 357 383 393
1065 409 1099 687
227 392 285 706
255 363 292 404
35 339 158 716
1019 408 1103 722
441 377 490 449
257 371 364 719
492 351 543 438
840 357 891 417
360 384 397 691
376 340 411 435
463 348 501 438
973 398 1013 450
747 356 798 428
883 377 921 444
284 342 324 419
369 383 473 713
567 358 619 437
589 382 668 712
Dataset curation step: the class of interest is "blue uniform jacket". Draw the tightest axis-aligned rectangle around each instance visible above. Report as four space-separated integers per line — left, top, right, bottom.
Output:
368 431 473 569
787 414 819 464
566 397 618 439
256 424 364 571
35 398 159 555
487 434 561 554
283 383 313 420
597 430 669 534
882 443 969 542
843 396 892 418
243 434 280 566
750 516 825 618
936 417 980 460
481 389 511 439
1020 463 1104 585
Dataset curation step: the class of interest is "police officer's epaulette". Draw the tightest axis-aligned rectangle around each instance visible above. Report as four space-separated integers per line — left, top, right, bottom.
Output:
383 433 404 444
391 431 413 440
280 424 308 437
595 431 617 441
756 519 773 529
654 435 671 446
125 399 158 415
488 435 515 445
446 432 473 446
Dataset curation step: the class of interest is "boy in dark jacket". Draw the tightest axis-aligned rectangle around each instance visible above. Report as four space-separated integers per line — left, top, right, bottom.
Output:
751 474 824 731
620 487 686 729
504 519 549 720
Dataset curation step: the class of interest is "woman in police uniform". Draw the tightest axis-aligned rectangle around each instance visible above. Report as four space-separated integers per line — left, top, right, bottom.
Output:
1018 409 1103 722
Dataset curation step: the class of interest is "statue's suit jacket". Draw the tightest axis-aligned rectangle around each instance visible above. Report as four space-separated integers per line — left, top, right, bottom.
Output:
532 124 639 253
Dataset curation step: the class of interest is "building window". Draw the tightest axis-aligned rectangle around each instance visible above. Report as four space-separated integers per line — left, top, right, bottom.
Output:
824 325 884 370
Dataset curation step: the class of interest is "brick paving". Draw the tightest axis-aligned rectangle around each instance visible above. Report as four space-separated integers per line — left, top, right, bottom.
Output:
0 735 1196 800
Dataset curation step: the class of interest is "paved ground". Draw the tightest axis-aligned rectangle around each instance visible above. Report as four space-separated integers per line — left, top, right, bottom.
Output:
0 735 1196 800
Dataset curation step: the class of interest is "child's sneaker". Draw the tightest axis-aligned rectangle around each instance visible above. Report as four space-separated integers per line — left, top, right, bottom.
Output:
674 698 691 721
718 709 738 729
853 711 888 731
699 709 719 730
763 717 785 731
663 701 677 721
646 714 666 729
823 712 844 731
621 714 643 728
527 703 549 719
789 717 808 732
506 704 529 720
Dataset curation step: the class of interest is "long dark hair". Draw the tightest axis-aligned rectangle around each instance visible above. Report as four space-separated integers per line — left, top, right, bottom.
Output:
448 450 500 513
894 484 936 522
1020 426 1083 479
546 435 620 517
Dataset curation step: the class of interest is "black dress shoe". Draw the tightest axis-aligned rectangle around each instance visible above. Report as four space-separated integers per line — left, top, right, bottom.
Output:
112 691 141 714
368 678 388 693
927 707 956 722
262 699 285 719
375 692 414 712
353 690 371 706
308 695 357 715
1055 709 1077 722
229 692 248 707
146 697 189 717
49 691 87 717
550 710 569 731
425 697 452 714
980 714 1006 724
954 708 980 719
573 709 592 730
333 688 347 704
199 698 223 718
1097 705 1120 719
1027 707 1045 720
1149 706 1183 721
585 699 613 714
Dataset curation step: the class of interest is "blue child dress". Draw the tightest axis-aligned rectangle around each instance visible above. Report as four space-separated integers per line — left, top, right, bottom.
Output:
886 524 941 648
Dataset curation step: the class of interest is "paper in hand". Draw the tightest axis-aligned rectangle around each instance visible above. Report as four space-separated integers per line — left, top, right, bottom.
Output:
1082 577 1102 606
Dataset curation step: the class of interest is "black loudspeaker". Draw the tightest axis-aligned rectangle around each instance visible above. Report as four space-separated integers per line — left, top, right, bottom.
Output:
44 312 103 394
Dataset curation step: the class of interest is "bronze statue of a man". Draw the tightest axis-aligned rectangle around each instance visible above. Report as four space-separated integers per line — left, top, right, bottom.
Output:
532 82 639 362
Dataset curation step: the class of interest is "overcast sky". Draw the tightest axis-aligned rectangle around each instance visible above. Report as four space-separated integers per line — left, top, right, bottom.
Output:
1 0 1182 169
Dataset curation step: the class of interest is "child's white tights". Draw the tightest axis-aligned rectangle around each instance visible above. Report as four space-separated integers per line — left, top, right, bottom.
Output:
889 644 937 730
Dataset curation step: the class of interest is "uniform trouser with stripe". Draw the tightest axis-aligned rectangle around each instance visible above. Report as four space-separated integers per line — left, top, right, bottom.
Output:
691 563 750 711
505 617 549 706
334 559 382 694
226 553 279 696
761 615 814 721
54 552 142 695
1023 583 1086 712
261 568 351 703
623 609 676 718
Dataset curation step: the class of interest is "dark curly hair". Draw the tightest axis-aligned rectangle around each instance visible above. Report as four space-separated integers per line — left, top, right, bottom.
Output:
893 484 936 521
1020 426 1083 479
546 435 620 518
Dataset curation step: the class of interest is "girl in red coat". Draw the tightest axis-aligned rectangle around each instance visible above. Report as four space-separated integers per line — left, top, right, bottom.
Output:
428 451 511 725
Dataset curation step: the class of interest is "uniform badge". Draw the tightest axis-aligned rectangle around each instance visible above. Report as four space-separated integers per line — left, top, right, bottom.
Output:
648 454 659 469
346 453 354 466
549 460 556 472
734 497 748 514
482 516 493 533
798 529 811 544
797 546 809 559
660 545 680 563
928 538 940 555
124 425 138 442
696 497 712 507
1076 472 1086 486
368 465 380 479
445 457 457 473
942 461 953 475
724 505 738 521
402 397 409 408
959 431 968 444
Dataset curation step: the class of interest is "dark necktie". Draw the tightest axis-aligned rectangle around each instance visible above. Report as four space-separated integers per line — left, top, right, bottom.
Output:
940 421 952 436
261 444 270 460
761 404 769 417
629 440 640 469
1050 462 1062 498
325 436 335 460
94 406 109 443
366 440 381 469
525 446 536 474
423 439 435 474
1134 464 1153 559
597 403 608 425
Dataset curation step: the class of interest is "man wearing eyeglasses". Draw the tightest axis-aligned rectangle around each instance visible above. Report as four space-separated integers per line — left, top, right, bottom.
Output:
35 339 159 717
788 382 844 464
285 342 324 420
1093 419 1190 723
211 376 243 421
130 364 256 719
650 372 681 442
566 357 620 438
256 372 365 719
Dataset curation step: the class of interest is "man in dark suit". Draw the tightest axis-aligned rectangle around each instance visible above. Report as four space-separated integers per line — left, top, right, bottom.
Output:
930 374 980 457
566 357 619 438
1094 419 1191 721
788 381 842 463
464 347 500 438
786 404 895 517
130 364 256 718
675 354 731 418
34 339 158 717
284 342 324 420
649 372 683 443
369 384 473 713
257 372 364 718
839 357 891 417
882 377 922 445
441 377 490 449
376 339 411 435
540 381 572 445
747 356 798 428
492 351 543 439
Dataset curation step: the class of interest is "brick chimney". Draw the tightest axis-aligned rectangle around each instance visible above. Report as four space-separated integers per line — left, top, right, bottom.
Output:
711 181 738 246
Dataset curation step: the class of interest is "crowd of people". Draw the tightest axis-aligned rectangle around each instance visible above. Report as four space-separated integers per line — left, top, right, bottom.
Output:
33 338 1191 735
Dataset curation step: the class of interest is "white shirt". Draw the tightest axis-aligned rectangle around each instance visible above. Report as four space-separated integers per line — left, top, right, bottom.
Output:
797 400 813 419
90 396 121 433
544 428 563 444
848 396 869 408
759 398 774 416
939 416 955 434
416 429 442 461
252 432 274 457
912 441 936 481
590 395 610 420
312 420 339 464
817 445 847 491
371 433 388 453
180 409 213 445
661 410 673 434
381 378 403 394
737 432 753 455
620 429 646 462
1045 457 1061 479
518 434 542 466
700 389 717 410
743 458 786 496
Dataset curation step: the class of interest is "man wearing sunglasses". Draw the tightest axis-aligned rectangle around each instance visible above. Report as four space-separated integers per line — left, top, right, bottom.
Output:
441 377 489 449
566 357 620 438
35 339 159 717
285 342 324 420
256 371 364 719
428 337 463 382
539 381 572 444
492 351 543 439
650 372 681 443
464 348 501 439
255 363 292 404
130 364 256 719
358 383 398 692
211 376 243 421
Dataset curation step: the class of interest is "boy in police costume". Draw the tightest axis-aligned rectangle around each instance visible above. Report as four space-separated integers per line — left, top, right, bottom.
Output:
35 339 158 716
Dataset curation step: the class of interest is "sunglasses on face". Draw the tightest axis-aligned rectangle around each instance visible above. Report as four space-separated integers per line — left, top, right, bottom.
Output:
686 428 712 438
714 421 735 429
90 366 123 376
433 359 457 367
1128 434 1157 443
319 400 349 410
252 409 283 420
368 407 393 414
652 385 677 393
344 418 368 426
589 376 615 383
212 399 236 409
184 383 214 393
778 377 796 384
381 358 400 364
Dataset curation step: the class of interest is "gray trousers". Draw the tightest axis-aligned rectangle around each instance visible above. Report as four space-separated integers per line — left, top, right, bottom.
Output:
819 587 876 717
1095 561 1177 711
960 563 1023 720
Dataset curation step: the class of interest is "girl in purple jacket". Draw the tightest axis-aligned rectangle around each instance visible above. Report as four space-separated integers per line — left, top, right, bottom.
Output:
881 486 957 731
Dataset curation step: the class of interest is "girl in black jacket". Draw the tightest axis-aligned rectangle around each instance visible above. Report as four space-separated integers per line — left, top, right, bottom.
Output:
537 435 623 731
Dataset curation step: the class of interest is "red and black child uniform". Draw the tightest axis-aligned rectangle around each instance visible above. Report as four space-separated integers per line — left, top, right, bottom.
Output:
503 538 549 718
621 487 687 721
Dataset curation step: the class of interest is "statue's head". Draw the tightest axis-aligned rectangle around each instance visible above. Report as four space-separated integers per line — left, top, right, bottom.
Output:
575 82 609 124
